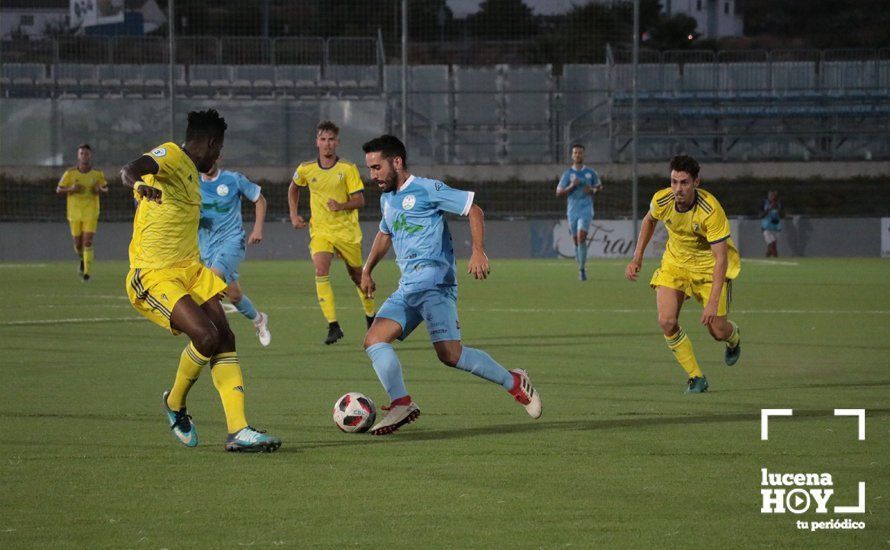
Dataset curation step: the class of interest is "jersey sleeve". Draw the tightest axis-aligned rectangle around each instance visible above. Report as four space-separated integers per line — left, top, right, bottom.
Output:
378 195 391 234
649 193 665 220
145 144 177 183
591 170 602 187
292 164 307 187
556 170 570 190
428 181 474 216
237 173 262 202
704 201 732 244
345 164 364 194
96 171 107 187
58 170 73 188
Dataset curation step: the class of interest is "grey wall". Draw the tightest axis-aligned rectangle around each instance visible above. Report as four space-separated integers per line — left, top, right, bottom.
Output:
0 218 883 261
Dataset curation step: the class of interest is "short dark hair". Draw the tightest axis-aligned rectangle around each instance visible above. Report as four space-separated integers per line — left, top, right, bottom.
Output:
185 108 227 142
362 135 407 167
77 143 92 151
669 154 700 179
571 143 585 151
317 120 339 136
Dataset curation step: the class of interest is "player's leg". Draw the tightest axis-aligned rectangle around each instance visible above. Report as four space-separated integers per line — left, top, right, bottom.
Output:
196 276 280 452
577 226 589 281
81 228 96 280
568 214 581 269
211 251 271 346
363 292 421 435
310 236 342 343
341 242 376 328
427 288 542 418
69 221 84 276
700 279 741 366
655 284 707 393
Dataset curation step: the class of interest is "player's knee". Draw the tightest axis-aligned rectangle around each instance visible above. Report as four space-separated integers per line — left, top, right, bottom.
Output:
192 326 220 356
658 314 678 334
218 324 236 350
227 287 242 303
436 347 461 368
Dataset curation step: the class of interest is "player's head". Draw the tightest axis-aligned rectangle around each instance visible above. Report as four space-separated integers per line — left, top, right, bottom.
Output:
768 190 778 202
77 143 93 166
669 154 700 206
363 134 407 193
316 120 340 158
185 108 227 173
571 144 585 165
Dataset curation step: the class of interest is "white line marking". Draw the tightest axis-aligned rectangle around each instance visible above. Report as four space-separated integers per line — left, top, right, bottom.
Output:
0 264 47 268
262 304 890 315
742 259 800 266
0 317 143 326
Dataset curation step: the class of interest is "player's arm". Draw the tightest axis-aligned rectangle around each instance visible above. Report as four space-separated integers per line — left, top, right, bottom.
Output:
327 190 365 212
287 183 306 229
56 172 81 195
466 204 491 280
701 240 728 326
625 211 658 281
120 155 162 203
94 173 109 194
247 193 267 244
360 231 393 299
555 173 576 198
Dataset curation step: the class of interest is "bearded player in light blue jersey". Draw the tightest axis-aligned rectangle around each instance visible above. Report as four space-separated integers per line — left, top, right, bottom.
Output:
556 144 603 281
199 162 271 346
359 135 542 435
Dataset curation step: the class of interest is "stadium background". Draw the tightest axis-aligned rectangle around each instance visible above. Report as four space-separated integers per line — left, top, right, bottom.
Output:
2 0 889 261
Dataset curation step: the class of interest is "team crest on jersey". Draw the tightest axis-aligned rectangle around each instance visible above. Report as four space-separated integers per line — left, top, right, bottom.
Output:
151 147 167 157
216 184 230 197
402 195 416 210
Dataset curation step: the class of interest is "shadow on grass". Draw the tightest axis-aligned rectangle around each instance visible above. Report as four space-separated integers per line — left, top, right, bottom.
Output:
293 407 890 451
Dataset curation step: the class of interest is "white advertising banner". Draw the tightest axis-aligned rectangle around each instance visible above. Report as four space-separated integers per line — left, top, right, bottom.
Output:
552 219 741 259
70 0 125 30
882 218 890 258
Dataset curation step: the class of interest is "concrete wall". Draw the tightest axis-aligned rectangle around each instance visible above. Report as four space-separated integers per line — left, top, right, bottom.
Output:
0 218 884 262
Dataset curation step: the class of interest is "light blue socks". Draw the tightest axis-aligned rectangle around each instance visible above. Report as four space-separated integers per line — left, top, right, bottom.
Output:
233 295 258 321
455 346 514 390
366 343 409 400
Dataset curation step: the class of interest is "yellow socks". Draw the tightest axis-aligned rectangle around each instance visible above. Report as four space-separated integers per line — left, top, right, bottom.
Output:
665 328 703 379
210 352 248 434
725 320 740 348
82 246 94 276
167 342 210 411
315 275 337 323
356 285 375 317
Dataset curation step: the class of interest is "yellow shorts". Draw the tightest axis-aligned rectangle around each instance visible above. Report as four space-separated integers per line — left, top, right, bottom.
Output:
126 262 227 334
309 233 363 268
69 218 98 236
650 263 733 316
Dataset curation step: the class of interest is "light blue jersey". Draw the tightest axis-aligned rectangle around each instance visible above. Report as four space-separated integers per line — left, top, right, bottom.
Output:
198 170 261 282
557 166 600 218
198 170 261 254
379 175 475 292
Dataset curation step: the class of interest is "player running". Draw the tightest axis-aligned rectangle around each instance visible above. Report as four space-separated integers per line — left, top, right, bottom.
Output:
121 108 281 452
556 144 602 281
289 121 376 345
56 143 108 281
360 135 542 435
624 155 742 394
199 161 271 346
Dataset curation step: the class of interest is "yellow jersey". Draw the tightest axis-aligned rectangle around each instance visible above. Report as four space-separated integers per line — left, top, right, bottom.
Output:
292 158 364 242
649 187 740 279
58 167 106 220
128 142 202 269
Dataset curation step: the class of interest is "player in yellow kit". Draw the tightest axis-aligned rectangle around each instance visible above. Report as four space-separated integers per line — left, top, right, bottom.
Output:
56 144 107 281
625 155 742 394
288 120 376 345
120 108 280 452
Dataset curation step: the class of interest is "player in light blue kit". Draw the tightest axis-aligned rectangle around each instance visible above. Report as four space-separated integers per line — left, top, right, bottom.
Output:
199 161 271 346
359 135 542 435
556 144 603 281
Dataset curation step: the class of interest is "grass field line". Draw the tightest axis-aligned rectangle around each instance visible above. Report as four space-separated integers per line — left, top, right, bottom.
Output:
737 259 800 266
262 304 890 315
0 263 48 268
0 317 143 326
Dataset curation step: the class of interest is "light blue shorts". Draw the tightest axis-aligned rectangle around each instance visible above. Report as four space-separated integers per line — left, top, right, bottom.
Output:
568 211 592 236
377 286 462 343
200 240 245 284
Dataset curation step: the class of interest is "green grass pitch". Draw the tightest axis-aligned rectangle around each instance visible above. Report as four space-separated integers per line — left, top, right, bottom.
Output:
1 258 887 547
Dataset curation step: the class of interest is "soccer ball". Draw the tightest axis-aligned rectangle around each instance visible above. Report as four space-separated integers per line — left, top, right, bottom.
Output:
332 392 376 433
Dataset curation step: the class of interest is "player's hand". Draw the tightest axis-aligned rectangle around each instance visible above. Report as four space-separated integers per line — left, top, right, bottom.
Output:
700 302 718 326
135 183 162 204
625 259 642 281
291 215 306 229
360 271 376 299
247 230 263 244
71 184 84 194
327 199 343 212
467 250 490 280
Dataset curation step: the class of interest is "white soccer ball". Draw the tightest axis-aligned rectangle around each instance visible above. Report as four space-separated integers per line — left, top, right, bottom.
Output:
332 392 376 433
